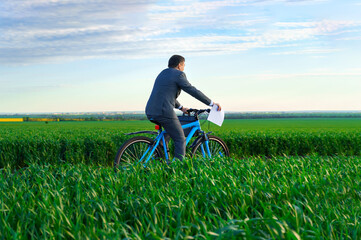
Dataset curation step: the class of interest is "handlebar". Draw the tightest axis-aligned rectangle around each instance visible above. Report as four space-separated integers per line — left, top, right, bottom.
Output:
184 108 210 118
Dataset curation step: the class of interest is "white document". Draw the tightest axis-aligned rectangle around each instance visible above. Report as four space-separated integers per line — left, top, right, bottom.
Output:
207 105 224 126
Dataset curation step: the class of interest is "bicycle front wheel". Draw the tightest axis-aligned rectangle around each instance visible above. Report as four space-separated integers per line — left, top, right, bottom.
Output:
114 136 163 170
191 135 229 158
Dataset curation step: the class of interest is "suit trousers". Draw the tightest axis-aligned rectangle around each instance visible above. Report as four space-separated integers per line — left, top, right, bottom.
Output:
147 115 185 160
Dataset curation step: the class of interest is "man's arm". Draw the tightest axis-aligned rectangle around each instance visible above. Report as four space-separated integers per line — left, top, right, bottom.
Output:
177 72 212 106
175 100 182 109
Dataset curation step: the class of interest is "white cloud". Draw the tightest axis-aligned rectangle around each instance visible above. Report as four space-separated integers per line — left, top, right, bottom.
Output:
271 48 342 55
250 71 361 80
275 20 358 28
0 0 358 65
337 36 361 41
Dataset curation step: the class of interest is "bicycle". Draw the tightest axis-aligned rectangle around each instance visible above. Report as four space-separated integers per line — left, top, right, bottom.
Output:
114 108 229 170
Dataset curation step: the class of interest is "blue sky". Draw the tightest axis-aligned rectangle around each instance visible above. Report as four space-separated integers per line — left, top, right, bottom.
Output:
1 0 361 113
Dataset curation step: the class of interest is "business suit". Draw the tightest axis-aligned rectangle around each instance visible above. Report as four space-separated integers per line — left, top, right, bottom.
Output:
146 67 212 160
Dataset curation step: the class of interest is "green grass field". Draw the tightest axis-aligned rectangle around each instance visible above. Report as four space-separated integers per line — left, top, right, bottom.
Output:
1 119 361 239
2 117 361 132
1 156 360 239
1 119 361 168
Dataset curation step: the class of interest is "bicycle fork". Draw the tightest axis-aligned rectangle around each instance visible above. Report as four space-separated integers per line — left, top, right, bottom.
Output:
199 132 212 158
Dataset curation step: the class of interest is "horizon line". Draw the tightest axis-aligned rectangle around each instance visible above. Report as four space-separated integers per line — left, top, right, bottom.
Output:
1 110 361 115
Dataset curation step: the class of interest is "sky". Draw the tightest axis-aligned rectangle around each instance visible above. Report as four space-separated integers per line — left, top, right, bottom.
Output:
1 0 361 113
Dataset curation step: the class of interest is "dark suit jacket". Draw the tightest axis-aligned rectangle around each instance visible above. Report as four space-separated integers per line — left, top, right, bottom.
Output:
145 68 211 118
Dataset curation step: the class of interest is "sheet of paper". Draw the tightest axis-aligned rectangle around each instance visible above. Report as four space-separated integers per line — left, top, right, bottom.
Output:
207 105 224 127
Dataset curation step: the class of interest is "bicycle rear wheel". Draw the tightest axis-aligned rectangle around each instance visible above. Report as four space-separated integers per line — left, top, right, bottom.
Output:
114 136 163 170
191 135 229 158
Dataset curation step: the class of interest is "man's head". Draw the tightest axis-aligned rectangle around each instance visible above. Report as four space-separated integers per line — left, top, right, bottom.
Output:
168 55 185 71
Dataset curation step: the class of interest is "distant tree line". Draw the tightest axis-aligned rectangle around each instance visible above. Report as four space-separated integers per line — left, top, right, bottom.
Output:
1 112 361 122
224 113 361 119
20 114 148 122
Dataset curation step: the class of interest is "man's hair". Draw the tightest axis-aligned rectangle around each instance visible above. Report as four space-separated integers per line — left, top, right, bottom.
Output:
168 55 185 68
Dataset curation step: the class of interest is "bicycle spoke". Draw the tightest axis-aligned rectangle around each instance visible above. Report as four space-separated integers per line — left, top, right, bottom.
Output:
210 140 223 157
132 143 146 158
118 140 154 168
124 144 140 160
191 136 228 159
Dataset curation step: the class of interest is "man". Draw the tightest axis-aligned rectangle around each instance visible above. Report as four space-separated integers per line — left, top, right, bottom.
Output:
145 55 221 160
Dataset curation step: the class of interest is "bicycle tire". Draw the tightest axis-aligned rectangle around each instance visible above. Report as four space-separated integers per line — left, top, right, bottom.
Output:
114 136 163 170
191 135 229 158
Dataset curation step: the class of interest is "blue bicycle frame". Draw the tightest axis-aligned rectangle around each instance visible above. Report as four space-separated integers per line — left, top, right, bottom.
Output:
138 120 211 166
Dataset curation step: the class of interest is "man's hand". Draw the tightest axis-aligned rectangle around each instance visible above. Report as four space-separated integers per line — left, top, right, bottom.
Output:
181 107 189 114
214 103 222 111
